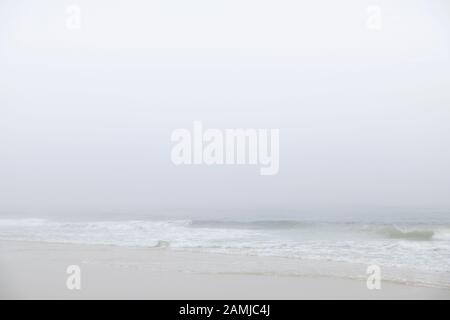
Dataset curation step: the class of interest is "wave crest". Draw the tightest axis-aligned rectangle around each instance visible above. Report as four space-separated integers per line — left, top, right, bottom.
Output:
382 227 435 241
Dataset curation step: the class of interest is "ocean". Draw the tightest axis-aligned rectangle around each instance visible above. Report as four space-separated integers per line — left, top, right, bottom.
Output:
0 211 449 288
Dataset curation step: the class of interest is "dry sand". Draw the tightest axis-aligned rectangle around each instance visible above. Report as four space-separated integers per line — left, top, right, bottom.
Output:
0 240 448 300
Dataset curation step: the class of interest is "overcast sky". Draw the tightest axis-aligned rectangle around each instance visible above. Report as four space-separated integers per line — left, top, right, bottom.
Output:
0 0 449 218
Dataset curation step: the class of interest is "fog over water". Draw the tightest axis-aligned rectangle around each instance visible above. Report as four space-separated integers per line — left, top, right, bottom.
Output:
0 0 450 220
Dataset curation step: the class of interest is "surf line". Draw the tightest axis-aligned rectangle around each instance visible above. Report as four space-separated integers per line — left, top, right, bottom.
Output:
171 121 280 176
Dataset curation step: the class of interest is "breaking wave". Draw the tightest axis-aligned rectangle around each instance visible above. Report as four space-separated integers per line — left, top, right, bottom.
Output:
382 227 435 241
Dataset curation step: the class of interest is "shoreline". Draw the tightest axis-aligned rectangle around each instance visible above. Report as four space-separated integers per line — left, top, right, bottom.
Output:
0 240 449 299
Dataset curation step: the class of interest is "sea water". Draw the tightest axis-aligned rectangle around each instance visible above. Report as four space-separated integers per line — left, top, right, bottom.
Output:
0 209 449 288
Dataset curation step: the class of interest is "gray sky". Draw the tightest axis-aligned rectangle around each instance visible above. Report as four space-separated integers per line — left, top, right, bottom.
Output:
0 0 450 217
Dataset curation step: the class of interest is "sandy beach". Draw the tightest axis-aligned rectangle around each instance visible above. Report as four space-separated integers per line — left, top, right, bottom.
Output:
0 240 448 300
